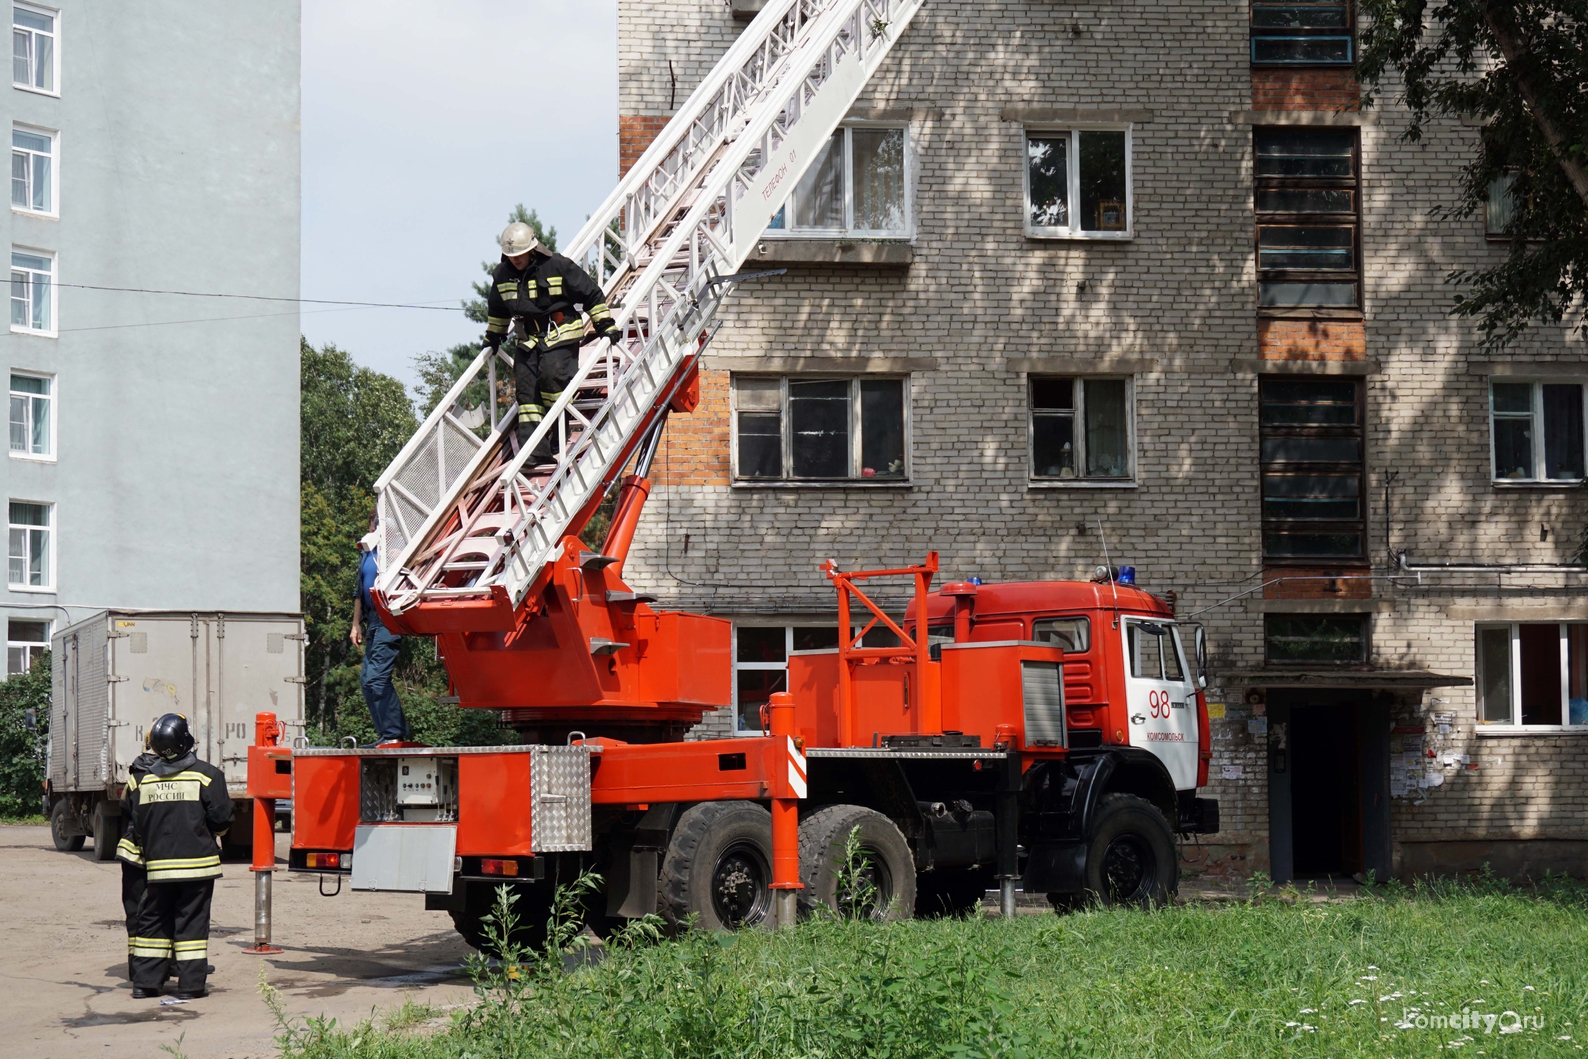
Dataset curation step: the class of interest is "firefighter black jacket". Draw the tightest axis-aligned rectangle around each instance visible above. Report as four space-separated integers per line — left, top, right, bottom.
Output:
485 251 617 352
125 752 232 883
115 751 161 867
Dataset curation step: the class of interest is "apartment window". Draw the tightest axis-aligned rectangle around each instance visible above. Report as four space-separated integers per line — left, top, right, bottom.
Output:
1486 172 1519 237
1025 127 1132 238
1261 377 1364 560
7 500 49 588
1029 377 1132 480
1265 615 1367 663
11 3 55 93
734 624 842 732
1477 623 1588 727
766 124 908 236
1254 127 1360 310
1490 381 1585 482
11 125 52 214
10 248 53 333
9 372 50 457
6 616 46 675
1251 2 1353 64
732 375 907 482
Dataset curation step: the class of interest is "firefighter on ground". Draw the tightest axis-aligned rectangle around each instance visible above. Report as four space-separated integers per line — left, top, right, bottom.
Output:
124 713 232 999
116 732 160 982
483 221 622 461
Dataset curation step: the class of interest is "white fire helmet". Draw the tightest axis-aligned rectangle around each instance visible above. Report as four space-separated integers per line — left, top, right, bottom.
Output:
500 221 541 259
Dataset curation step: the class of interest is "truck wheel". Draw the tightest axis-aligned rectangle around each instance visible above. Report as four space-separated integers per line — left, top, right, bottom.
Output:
91 800 117 861
1082 793 1178 908
915 868 991 917
50 799 84 852
449 880 551 955
659 800 773 931
797 805 915 922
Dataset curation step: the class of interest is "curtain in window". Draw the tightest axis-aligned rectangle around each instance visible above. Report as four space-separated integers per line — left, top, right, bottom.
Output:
1083 379 1128 477
852 129 904 232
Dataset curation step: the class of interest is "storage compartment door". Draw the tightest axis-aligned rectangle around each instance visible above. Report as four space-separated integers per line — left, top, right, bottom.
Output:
351 824 456 893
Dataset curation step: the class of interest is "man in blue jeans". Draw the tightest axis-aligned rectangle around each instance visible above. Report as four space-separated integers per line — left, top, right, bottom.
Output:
351 514 409 745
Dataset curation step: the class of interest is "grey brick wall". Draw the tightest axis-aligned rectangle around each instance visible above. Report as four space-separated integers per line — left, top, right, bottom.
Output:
616 0 1588 876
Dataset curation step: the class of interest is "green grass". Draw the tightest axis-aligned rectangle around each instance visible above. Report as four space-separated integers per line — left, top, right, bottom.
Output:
0 814 46 825
272 876 1588 1059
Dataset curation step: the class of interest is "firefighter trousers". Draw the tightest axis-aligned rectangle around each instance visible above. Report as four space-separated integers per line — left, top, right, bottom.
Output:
130 879 214 993
514 345 578 454
121 861 147 980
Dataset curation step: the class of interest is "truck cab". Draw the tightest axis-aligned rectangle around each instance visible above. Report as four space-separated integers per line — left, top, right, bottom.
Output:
914 577 1212 792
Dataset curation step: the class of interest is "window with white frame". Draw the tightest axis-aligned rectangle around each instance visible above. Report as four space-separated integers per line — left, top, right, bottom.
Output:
6 616 47 675
766 123 909 236
12 4 56 93
1029 376 1133 480
10 248 53 334
1477 623 1588 727
9 372 50 457
1490 380 1585 482
1025 127 1132 238
11 125 53 214
7 499 49 588
733 375 908 482
733 624 842 732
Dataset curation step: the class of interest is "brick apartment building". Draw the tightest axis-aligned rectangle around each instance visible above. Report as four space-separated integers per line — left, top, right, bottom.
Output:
615 0 1588 884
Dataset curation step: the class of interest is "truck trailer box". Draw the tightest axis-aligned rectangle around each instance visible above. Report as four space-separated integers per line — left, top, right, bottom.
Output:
46 610 305 858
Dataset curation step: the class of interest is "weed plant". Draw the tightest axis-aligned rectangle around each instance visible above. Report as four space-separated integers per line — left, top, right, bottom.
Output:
272 867 1588 1059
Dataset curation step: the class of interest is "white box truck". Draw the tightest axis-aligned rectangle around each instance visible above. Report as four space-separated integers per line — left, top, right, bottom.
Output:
45 611 306 859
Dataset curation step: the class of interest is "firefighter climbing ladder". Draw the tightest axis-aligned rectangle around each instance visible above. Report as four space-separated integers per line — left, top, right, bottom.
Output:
373 0 924 621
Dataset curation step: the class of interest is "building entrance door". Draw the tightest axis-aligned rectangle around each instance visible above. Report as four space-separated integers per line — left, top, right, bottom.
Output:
1290 700 1362 877
1266 689 1391 884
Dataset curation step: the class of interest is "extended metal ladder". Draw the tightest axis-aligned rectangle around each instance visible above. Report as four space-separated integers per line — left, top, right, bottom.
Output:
373 0 924 624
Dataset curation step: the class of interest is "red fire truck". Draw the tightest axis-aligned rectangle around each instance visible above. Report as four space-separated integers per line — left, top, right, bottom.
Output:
249 496 1218 946
245 0 1218 949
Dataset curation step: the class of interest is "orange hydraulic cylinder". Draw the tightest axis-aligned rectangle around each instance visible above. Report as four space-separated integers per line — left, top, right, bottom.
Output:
245 711 283 955
767 692 802 929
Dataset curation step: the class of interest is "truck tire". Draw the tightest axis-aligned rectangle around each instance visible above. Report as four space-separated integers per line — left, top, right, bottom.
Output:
797 804 915 922
915 868 991 917
92 800 117 861
50 799 84 852
1080 793 1177 908
449 880 551 955
659 800 773 931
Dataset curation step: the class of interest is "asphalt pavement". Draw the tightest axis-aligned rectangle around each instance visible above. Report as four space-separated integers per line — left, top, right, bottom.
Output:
0 824 476 1059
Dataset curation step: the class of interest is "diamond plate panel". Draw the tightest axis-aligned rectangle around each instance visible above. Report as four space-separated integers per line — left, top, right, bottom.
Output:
529 745 593 852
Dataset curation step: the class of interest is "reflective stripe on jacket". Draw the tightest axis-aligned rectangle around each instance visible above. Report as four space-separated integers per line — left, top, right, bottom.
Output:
485 251 616 351
127 754 231 884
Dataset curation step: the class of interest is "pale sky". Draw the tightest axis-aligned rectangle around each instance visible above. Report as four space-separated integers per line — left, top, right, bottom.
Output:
301 1 619 386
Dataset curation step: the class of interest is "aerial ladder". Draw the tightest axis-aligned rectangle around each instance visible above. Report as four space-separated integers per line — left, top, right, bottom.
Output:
371 0 926 656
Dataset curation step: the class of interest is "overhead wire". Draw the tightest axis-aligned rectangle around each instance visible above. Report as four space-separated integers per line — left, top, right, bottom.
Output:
51 281 466 311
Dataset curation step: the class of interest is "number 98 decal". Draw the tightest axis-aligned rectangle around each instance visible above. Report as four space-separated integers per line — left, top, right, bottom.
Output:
1148 689 1171 718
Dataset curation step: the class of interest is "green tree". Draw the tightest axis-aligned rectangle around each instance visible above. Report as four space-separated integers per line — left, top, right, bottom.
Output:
1357 1 1588 348
0 653 49 818
299 338 416 734
299 338 515 747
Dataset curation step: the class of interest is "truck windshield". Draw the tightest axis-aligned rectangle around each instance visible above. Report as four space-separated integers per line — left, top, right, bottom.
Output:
1033 616 1089 652
1128 621 1185 681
